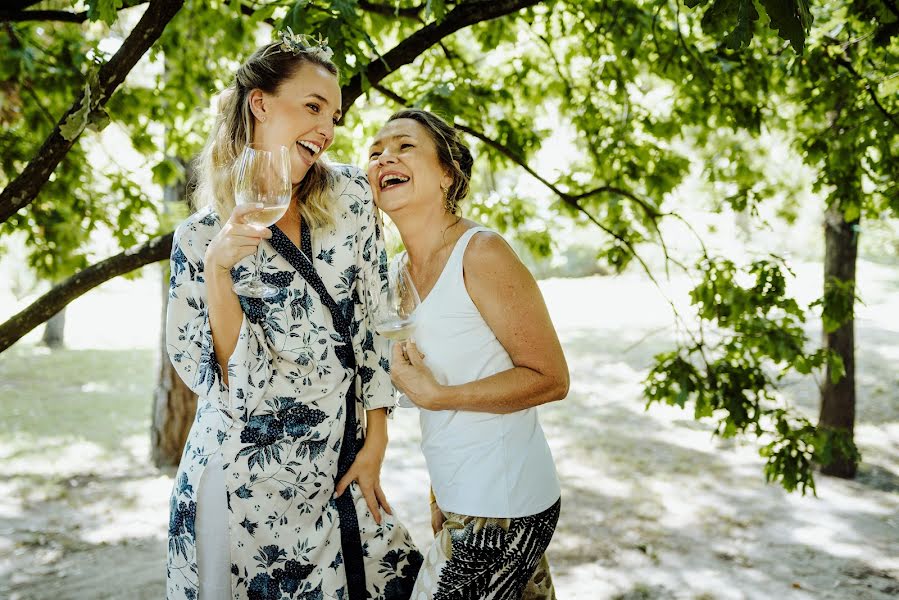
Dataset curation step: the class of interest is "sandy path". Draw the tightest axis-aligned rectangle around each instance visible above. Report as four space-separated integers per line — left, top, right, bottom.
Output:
1 265 897 599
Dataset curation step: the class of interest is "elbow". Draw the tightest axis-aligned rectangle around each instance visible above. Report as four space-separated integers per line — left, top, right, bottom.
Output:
558 372 571 401
549 369 570 403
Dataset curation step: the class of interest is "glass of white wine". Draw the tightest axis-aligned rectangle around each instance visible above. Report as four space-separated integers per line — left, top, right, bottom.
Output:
375 260 420 407
232 143 291 298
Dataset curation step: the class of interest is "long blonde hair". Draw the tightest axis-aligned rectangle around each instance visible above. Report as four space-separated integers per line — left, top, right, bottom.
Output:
194 41 339 229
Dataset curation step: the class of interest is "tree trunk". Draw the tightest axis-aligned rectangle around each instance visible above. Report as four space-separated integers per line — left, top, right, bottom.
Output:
818 206 858 479
151 261 196 468
41 306 65 348
151 155 197 468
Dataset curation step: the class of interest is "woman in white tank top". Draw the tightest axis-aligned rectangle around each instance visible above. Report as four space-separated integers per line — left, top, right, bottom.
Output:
367 109 569 600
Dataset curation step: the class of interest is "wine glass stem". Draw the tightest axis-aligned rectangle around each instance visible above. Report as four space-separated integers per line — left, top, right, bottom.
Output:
253 243 263 283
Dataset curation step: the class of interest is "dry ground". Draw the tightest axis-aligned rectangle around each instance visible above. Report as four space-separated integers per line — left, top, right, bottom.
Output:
1 260 897 599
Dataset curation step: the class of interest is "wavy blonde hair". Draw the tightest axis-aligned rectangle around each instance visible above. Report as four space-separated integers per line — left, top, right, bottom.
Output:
194 41 339 229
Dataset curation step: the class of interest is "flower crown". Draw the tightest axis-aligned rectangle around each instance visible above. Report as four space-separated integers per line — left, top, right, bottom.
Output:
278 27 334 62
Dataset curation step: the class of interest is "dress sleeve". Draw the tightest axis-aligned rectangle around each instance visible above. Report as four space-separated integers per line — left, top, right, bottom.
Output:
349 170 395 413
165 214 273 419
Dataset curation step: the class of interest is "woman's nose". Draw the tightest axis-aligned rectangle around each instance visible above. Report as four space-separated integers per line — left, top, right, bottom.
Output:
378 151 397 165
317 118 334 141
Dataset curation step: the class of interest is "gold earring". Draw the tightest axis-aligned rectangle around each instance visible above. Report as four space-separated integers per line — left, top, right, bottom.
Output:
260 116 266 122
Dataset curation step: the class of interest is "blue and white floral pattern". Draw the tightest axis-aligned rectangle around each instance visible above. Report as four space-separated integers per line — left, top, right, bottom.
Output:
166 165 421 600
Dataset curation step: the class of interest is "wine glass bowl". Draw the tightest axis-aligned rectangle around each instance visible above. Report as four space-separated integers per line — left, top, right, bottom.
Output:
232 144 292 298
375 260 420 408
375 261 419 342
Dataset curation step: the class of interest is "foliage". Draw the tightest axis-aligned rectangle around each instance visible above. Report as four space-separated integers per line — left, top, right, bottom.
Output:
644 256 848 493
0 0 896 491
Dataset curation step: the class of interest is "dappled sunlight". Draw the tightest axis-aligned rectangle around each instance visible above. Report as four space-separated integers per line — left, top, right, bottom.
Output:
3 439 109 478
1 268 898 598
2 434 152 480
77 475 172 545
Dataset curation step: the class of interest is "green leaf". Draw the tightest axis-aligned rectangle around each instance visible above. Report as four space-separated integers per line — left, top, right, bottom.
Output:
759 0 813 53
86 107 110 133
842 202 860 223
59 101 90 142
59 69 103 142
724 0 759 50
425 0 448 22
88 0 124 25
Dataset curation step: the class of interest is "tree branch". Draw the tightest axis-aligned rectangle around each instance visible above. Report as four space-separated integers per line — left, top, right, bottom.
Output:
373 83 703 278
341 0 543 115
0 9 89 23
0 232 174 353
358 0 423 18
0 1 149 24
372 82 666 220
0 0 185 226
829 51 899 129
239 1 274 24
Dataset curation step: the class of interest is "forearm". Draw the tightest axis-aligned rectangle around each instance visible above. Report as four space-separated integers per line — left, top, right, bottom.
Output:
363 408 388 458
432 366 567 414
206 266 245 385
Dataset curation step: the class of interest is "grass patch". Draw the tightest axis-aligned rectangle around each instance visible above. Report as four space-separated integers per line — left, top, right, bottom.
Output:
0 345 157 459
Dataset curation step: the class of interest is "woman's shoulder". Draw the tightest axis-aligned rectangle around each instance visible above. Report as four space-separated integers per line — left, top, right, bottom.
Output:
329 163 371 199
327 163 376 222
173 206 222 252
330 162 367 182
461 224 521 275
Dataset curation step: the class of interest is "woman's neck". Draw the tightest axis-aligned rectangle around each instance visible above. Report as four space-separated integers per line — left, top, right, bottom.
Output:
392 206 460 269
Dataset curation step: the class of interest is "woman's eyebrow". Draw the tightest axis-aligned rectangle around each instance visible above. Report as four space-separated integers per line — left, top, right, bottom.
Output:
370 134 413 148
306 93 342 119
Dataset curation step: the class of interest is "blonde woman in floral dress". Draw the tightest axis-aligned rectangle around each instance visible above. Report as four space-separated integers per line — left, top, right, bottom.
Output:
166 35 421 600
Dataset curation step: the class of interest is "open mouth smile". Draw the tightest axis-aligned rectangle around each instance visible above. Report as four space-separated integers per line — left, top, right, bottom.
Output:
296 140 322 160
379 172 410 190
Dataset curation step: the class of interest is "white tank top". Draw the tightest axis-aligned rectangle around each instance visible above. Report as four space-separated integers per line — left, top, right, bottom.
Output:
408 226 561 518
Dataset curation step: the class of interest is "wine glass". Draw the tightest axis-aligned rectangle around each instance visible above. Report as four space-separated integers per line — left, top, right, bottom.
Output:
376 261 419 341
375 260 420 407
232 144 292 298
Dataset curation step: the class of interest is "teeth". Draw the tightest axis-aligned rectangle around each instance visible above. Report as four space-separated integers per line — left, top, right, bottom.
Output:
297 140 322 155
380 174 410 189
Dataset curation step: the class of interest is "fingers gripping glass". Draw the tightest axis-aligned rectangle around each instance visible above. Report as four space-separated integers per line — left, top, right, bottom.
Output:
232 144 292 298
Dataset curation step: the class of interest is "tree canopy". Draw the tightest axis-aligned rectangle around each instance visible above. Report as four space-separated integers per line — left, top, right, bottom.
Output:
1 0 896 490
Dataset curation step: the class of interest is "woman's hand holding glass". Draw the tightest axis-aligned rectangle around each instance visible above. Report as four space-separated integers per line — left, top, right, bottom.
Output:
375 262 418 342
389 340 443 410
204 203 274 276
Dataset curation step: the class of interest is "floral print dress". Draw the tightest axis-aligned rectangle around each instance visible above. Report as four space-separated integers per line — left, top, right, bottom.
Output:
165 165 422 600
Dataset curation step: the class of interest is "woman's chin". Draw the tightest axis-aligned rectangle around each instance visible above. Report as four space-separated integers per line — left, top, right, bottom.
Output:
291 162 311 185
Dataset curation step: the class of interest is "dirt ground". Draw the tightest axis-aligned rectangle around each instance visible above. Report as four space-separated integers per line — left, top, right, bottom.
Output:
1 261 897 599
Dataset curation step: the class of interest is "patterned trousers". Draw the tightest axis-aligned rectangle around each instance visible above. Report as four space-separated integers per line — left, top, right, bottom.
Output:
411 498 561 600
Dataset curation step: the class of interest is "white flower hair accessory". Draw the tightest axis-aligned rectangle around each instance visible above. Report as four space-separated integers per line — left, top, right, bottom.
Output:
278 27 334 62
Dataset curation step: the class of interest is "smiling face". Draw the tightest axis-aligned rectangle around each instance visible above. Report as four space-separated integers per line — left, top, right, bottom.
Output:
367 118 453 216
249 61 341 185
